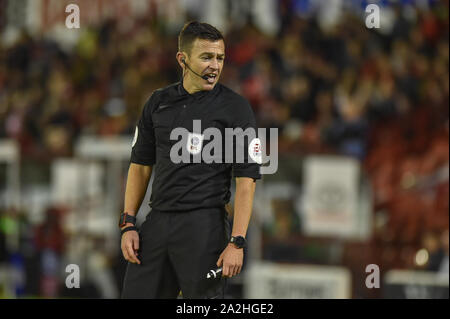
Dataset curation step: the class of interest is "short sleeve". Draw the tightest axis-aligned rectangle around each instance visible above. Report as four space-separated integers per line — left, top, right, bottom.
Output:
231 98 262 181
130 95 156 165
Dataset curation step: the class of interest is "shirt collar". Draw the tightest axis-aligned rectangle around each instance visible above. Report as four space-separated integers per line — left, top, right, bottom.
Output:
177 80 219 100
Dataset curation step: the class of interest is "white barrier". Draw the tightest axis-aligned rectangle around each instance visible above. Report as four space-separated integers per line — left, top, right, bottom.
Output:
244 261 352 299
384 270 449 299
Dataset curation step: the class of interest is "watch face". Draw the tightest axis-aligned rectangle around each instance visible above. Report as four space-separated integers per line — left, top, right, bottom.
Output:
232 236 245 248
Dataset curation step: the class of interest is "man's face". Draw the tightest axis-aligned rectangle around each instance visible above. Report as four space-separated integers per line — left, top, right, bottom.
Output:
183 38 225 92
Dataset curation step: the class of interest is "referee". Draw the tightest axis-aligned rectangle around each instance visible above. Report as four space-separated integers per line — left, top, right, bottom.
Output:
120 21 261 299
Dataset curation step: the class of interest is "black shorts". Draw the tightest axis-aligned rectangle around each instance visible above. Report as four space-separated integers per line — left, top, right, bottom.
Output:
121 207 231 299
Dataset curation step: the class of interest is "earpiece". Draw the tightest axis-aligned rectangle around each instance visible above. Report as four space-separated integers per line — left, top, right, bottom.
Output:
181 56 209 80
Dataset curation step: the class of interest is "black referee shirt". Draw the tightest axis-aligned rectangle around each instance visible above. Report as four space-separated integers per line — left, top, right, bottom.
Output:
130 81 261 212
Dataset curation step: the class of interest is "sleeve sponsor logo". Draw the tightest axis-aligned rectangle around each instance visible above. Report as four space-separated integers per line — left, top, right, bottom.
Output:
249 138 262 164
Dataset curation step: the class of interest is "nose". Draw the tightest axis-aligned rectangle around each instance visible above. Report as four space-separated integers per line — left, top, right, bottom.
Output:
210 58 219 70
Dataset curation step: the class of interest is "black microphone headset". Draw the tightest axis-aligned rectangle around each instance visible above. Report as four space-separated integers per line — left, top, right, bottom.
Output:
181 57 209 80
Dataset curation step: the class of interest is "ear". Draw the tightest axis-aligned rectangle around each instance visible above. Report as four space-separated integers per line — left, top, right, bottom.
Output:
176 52 186 68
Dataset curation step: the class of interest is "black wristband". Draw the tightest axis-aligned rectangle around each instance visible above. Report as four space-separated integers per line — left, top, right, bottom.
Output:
121 226 138 236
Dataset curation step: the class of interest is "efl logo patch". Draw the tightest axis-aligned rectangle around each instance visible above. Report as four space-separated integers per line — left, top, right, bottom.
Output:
249 138 262 164
186 132 204 155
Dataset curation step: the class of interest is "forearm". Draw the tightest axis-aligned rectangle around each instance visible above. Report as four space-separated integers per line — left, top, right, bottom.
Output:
123 163 152 217
231 177 256 238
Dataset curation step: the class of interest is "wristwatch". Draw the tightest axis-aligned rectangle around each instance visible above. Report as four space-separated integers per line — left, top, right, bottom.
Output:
118 212 137 228
229 236 247 249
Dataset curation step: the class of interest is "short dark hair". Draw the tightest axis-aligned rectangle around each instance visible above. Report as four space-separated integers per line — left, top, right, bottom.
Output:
178 21 224 55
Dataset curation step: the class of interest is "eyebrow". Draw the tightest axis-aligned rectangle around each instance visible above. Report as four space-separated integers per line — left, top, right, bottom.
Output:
199 52 225 58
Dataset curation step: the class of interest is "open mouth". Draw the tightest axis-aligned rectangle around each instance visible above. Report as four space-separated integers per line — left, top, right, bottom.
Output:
205 73 217 84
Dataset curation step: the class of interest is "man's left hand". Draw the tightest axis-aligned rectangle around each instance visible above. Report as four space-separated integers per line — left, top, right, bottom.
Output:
216 243 244 278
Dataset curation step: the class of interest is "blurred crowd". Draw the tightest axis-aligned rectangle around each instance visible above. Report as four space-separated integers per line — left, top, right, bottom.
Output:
0 0 449 298
0 206 123 298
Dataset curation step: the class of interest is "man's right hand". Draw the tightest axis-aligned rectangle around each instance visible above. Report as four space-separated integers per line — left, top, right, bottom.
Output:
121 223 141 265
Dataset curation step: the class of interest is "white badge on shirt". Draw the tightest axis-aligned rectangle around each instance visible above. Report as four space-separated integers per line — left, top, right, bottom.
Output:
248 137 262 164
186 132 204 155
